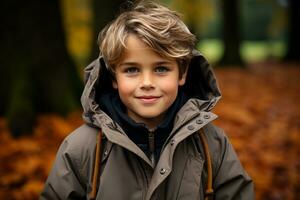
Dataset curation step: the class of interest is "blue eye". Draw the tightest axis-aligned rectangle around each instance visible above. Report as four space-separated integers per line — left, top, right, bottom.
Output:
124 67 139 74
155 66 169 73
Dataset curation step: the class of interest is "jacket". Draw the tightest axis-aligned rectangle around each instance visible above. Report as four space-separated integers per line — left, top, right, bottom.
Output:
40 51 254 200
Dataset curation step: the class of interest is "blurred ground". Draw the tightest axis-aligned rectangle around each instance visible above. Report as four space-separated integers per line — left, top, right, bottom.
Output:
0 63 299 200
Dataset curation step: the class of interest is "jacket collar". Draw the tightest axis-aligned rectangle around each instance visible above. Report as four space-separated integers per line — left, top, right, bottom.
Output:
94 98 218 168
97 91 188 161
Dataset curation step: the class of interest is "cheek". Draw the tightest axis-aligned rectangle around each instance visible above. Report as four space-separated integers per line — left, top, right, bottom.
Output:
117 85 131 96
115 77 136 95
159 78 180 96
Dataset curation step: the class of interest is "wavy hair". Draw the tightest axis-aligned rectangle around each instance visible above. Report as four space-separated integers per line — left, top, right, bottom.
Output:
98 1 196 77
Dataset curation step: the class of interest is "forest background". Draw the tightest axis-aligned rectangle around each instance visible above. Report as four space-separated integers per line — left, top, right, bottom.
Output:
0 0 299 199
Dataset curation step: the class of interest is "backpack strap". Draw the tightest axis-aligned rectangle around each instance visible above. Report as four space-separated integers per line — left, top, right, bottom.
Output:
198 129 214 200
89 129 103 200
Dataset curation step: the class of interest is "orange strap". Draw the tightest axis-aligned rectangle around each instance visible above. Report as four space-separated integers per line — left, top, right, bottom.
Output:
89 130 103 200
199 129 214 200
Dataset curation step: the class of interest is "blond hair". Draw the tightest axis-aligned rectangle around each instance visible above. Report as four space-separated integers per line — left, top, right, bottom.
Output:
98 1 196 77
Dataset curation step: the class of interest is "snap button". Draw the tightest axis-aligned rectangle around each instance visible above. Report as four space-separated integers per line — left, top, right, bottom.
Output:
196 119 204 124
187 125 195 130
104 150 108 156
170 139 175 145
204 114 210 119
160 168 166 175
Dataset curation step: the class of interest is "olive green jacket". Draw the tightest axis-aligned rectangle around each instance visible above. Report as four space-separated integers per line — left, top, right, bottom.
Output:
40 51 254 200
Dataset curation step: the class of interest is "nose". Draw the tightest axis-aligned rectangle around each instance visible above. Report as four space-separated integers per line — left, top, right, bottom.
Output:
140 72 154 90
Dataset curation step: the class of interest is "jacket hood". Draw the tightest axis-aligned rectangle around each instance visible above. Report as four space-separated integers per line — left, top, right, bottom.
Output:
81 50 221 126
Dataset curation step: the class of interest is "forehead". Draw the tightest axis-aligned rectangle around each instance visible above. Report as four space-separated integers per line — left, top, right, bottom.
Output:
117 35 176 66
125 35 150 51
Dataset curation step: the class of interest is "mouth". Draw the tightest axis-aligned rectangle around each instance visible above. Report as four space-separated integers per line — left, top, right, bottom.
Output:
136 96 161 104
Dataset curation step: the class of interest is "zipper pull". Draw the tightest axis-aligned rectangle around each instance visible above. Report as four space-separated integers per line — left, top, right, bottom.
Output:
148 130 155 166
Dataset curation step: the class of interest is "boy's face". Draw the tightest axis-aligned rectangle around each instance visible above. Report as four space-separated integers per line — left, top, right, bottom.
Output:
113 35 187 129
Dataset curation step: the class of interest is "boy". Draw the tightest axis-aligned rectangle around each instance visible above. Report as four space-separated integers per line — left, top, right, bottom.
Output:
40 1 254 200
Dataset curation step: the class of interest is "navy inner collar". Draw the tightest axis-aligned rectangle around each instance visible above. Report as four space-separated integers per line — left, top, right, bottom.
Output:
98 90 187 157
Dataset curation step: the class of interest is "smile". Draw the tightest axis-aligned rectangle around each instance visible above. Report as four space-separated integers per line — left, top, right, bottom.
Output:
136 96 161 104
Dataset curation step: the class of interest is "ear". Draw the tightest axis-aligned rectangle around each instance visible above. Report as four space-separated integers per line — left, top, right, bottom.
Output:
112 80 118 89
178 70 188 86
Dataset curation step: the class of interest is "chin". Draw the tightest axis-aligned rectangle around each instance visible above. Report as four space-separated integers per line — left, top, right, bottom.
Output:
139 113 161 119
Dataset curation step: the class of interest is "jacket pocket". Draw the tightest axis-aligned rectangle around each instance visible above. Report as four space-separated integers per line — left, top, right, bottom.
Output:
176 153 204 200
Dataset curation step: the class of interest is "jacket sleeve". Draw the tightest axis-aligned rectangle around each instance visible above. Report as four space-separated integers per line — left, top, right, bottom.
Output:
206 125 255 200
39 139 87 200
40 125 98 200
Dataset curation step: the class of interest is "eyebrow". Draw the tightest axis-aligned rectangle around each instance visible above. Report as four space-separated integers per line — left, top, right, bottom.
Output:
119 61 173 66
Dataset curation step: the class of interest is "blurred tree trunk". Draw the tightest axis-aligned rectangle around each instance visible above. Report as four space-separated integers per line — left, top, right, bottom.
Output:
0 0 82 136
89 0 132 61
219 0 243 66
285 0 300 61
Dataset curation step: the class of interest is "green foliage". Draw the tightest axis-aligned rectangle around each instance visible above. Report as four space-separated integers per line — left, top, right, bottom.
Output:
198 39 286 63
241 0 287 40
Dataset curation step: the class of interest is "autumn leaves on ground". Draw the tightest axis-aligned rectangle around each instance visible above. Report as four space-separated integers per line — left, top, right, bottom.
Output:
0 64 299 200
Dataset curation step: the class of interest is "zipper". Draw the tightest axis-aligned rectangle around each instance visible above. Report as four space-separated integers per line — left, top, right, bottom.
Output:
148 129 156 166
